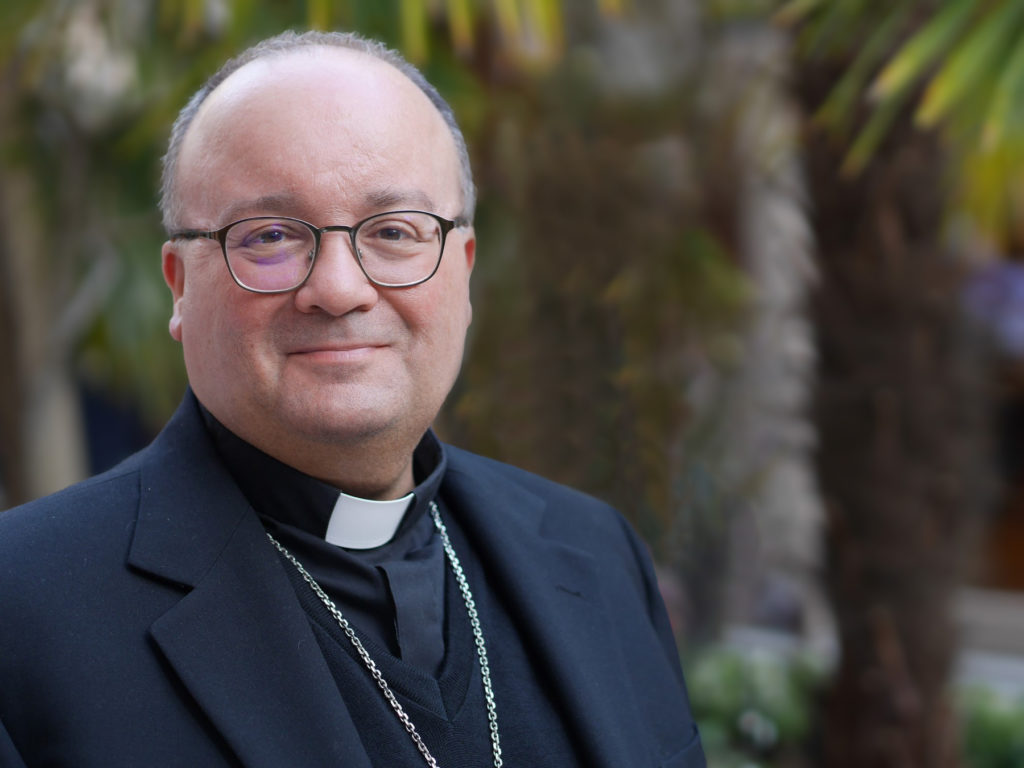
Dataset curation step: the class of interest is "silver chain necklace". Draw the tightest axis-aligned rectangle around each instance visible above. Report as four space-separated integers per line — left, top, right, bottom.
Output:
266 501 503 768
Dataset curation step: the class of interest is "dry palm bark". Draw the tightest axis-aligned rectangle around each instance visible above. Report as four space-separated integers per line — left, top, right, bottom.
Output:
798 65 987 768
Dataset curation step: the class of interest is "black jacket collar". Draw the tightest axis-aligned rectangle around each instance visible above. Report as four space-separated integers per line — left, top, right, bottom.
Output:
124 390 668 768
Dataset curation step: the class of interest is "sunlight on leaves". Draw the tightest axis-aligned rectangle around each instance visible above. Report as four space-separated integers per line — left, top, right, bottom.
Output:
870 0 974 101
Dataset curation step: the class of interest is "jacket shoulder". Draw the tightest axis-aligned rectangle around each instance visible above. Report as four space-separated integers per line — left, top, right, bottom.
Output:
442 443 641 550
0 460 143 546
443 444 616 511
0 392 201 550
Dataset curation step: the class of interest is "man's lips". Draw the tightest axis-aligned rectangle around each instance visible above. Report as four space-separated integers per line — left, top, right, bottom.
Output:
288 342 388 362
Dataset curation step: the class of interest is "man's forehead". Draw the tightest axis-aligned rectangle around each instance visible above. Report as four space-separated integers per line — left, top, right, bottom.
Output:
214 188 441 224
197 46 412 121
173 45 462 225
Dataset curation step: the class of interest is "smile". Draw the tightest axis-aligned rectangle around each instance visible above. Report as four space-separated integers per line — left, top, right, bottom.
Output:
288 344 387 363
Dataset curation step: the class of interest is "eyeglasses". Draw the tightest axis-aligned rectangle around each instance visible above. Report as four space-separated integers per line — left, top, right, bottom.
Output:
169 210 466 293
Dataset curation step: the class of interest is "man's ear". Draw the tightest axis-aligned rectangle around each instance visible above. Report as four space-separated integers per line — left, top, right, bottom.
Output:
461 228 476 275
460 228 476 325
161 241 186 342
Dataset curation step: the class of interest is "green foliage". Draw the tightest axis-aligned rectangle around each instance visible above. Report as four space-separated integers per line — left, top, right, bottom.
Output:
687 646 824 767
781 0 1024 246
689 649 1024 768
960 687 1024 768
870 1 975 102
608 226 750 546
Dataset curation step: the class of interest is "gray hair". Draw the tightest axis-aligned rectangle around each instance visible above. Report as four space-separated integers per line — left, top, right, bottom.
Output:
159 30 476 231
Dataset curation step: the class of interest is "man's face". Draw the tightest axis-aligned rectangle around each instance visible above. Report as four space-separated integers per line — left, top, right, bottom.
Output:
162 49 474 486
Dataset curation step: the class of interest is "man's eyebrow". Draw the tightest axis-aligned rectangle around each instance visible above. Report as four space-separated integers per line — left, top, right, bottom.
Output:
217 194 303 224
216 190 440 223
364 189 438 212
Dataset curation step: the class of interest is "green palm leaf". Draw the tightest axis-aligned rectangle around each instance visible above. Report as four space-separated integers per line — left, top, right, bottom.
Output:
815 4 913 134
870 0 975 100
982 30 1024 148
915 1 1024 128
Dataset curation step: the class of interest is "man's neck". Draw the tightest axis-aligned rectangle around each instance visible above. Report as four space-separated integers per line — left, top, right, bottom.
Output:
259 436 417 500
210 412 420 500
196 395 448 543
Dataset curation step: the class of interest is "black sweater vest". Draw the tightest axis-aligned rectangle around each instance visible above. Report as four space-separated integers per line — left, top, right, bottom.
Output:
280 504 581 767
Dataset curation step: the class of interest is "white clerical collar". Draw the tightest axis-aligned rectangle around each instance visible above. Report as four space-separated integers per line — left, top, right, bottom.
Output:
324 490 414 550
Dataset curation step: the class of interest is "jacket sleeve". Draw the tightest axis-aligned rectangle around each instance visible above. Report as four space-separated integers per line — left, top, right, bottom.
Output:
0 716 28 768
615 512 687 679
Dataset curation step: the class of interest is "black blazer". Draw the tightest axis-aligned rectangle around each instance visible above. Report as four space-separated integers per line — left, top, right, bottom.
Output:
0 395 705 767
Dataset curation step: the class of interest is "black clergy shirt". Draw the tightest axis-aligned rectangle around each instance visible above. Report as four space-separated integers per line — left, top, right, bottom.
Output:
201 406 449 675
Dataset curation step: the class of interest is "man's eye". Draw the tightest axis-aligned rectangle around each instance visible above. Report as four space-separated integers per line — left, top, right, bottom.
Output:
245 227 290 246
364 221 422 243
377 226 408 241
258 229 285 243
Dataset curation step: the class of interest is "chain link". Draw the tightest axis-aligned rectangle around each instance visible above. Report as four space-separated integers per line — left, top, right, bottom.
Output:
266 500 501 768
429 502 503 768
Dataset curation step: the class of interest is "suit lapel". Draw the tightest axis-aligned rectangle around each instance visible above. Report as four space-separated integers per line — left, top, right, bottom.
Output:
442 453 646 768
128 396 371 768
126 398 651 766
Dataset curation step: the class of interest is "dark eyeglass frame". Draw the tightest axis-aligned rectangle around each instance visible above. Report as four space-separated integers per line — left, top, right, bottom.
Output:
169 210 468 293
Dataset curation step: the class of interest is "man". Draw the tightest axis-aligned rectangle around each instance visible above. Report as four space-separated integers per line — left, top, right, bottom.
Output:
0 30 705 767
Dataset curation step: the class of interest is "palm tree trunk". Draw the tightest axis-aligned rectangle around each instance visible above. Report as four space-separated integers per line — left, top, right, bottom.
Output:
798 68 985 768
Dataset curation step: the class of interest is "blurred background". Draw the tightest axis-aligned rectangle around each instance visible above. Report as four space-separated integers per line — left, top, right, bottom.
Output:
4 0 1024 765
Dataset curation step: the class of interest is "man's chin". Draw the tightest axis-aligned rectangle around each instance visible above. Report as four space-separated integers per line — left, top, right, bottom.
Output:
283 401 402 445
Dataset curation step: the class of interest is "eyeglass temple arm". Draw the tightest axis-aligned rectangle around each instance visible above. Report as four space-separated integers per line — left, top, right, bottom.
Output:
168 230 218 241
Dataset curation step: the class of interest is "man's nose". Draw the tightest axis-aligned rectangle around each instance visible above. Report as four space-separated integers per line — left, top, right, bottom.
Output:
293 232 379 315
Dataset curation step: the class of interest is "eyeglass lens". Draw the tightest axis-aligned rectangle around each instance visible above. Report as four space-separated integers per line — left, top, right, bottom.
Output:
224 212 444 291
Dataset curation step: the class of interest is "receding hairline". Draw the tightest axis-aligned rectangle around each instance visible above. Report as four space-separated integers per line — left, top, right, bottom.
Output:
160 30 476 231
179 45 453 163
194 43 412 117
